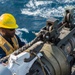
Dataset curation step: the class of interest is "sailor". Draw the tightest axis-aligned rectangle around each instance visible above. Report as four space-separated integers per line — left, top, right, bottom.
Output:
0 13 25 59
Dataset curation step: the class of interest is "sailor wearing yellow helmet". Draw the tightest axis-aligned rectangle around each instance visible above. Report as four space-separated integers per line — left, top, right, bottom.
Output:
0 13 25 58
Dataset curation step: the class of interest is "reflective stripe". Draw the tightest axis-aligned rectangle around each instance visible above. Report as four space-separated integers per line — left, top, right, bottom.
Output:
3 43 10 51
11 35 19 50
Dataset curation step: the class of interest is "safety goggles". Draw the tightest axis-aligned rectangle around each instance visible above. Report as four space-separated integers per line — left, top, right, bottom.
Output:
9 29 15 31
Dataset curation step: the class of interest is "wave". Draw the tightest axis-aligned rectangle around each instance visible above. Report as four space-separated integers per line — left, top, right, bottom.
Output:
15 28 29 43
56 0 75 3
21 0 75 18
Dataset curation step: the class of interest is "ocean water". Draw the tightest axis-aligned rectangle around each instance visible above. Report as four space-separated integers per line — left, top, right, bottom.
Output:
0 0 75 43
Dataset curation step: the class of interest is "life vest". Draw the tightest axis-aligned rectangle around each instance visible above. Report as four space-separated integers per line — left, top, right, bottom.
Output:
0 35 19 55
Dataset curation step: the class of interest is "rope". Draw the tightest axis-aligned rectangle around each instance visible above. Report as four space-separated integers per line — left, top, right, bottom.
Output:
32 52 46 75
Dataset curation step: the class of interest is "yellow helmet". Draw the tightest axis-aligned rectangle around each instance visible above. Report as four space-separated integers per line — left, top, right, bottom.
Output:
0 13 18 29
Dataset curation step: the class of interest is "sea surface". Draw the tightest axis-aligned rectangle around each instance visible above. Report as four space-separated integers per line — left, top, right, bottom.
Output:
0 0 75 43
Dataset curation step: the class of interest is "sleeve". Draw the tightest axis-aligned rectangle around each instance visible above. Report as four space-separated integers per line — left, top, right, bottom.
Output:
0 47 6 59
15 35 26 47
